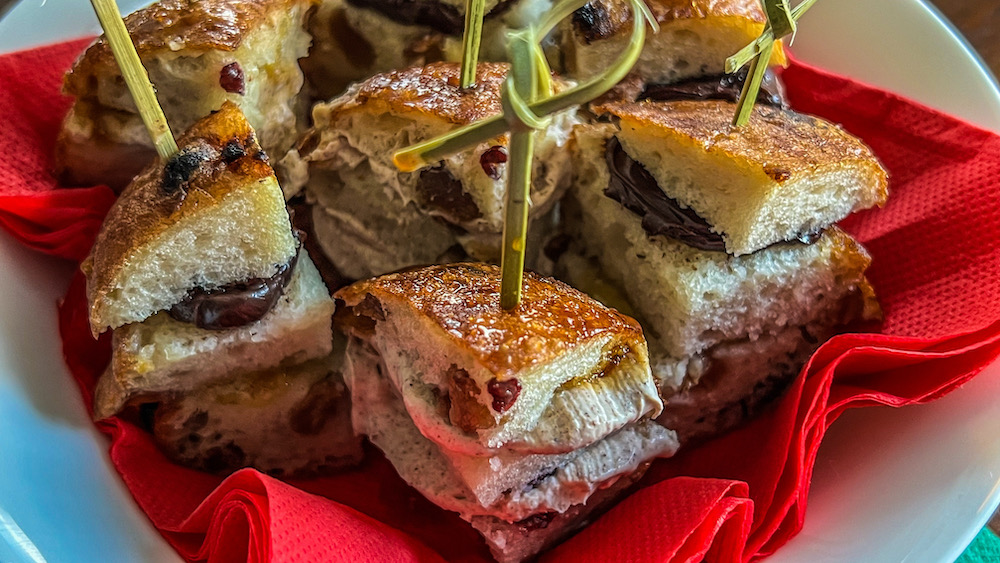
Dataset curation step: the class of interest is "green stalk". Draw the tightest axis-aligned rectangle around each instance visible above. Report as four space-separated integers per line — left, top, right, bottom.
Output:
732 40 773 126
460 0 487 88
726 0 818 73
763 0 796 39
500 128 534 309
729 0 819 126
499 30 541 309
89 0 177 159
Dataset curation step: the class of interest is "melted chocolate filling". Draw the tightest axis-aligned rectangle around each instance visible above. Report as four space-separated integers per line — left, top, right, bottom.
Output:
416 165 482 223
639 68 787 107
346 0 513 36
604 137 726 251
168 240 301 330
604 138 824 251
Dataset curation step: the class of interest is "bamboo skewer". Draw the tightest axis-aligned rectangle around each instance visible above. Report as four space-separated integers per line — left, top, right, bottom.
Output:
729 0 819 126
460 0 487 88
89 0 177 159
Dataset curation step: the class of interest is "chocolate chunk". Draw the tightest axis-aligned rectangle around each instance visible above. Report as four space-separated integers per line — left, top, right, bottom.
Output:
137 402 159 432
604 137 727 251
347 0 513 36
448 365 493 432
288 375 342 435
202 442 247 473
416 165 482 223
346 0 464 35
487 377 521 413
168 243 300 329
572 2 614 44
219 62 246 95
479 146 508 180
221 139 246 163
162 145 212 195
639 68 788 107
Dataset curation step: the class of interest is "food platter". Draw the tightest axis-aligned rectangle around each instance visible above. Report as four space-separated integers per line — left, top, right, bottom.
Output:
0 0 998 561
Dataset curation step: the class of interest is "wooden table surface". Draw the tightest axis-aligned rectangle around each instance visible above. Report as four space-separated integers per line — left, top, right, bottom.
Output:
931 0 1000 78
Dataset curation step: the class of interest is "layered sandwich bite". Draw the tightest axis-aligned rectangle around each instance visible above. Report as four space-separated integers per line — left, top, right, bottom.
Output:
57 0 315 192
295 62 579 280
560 100 887 442
85 103 360 476
336 263 677 563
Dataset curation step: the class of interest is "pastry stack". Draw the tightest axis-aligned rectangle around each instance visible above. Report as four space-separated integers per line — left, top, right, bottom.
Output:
295 62 578 279
86 103 360 476
336 263 677 563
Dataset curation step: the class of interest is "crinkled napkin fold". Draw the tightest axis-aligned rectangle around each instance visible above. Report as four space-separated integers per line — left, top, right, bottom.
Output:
2 40 999 562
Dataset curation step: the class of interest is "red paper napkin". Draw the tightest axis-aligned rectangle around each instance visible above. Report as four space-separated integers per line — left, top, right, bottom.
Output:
3 40 1000 563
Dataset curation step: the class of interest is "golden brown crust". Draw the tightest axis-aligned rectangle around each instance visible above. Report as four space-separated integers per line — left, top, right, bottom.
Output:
85 102 275 329
599 99 889 203
328 62 508 125
65 0 313 96
335 263 645 379
573 0 764 41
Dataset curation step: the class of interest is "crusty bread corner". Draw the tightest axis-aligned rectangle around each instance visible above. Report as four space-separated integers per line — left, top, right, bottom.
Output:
335 263 644 380
93 252 334 420
561 0 786 83
85 102 297 334
601 100 889 255
64 0 316 96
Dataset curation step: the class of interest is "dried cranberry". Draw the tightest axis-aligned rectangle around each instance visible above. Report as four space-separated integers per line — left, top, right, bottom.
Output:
487 377 521 413
219 62 245 95
479 146 508 180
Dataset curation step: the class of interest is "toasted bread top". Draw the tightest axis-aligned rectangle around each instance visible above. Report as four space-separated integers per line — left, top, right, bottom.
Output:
335 263 644 379
65 0 313 96
83 102 282 327
573 0 763 39
321 62 509 126
600 99 888 199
